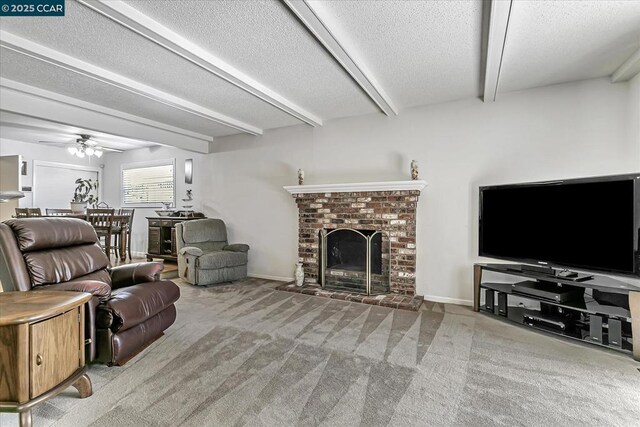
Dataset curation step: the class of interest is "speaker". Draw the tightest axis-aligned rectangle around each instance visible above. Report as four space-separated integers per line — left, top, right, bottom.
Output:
485 289 494 312
497 292 508 317
608 318 622 348
589 315 603 343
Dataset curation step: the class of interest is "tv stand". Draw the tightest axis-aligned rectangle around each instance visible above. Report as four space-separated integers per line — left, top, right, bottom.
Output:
473 263 640 361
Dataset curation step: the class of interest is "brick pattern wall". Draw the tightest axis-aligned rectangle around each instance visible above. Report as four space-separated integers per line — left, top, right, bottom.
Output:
293 190 421 295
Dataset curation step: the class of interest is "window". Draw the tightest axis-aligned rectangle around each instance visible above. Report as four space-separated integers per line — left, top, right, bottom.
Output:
121 160 175 206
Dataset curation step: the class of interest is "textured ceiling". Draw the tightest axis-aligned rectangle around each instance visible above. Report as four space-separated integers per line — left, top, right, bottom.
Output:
0 0 302 130
0 47 241 137
0 111 158 150
307 0 484 109
131 0 378 121
499 0 640 93
0 0 638 146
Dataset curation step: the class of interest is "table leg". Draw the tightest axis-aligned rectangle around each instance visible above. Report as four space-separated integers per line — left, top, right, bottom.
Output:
72 373 93 398
630 291 639 361
473 264 482 312
19 410 32 427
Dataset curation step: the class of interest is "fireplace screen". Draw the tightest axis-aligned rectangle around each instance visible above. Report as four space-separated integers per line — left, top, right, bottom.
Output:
320 228 390 295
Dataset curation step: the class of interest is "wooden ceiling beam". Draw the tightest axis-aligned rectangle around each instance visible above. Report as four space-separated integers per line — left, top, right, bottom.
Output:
482 0 513 102
0 31 263 136
612 48 640 83
282 0 397 116
78 0 323 127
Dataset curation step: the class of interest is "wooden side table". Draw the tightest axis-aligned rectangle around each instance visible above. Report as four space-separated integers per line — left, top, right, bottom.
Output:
0 291 93 427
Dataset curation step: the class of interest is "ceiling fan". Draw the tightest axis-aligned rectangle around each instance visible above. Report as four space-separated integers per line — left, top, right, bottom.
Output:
38 134 123 158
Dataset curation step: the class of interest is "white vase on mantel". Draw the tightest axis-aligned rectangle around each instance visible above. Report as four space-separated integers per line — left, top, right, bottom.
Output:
294 263 304 287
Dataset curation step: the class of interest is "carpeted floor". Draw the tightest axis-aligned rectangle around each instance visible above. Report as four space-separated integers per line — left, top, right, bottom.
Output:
3 278 639 426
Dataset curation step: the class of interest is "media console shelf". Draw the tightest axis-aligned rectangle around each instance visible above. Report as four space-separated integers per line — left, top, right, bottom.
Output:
473 263 640 361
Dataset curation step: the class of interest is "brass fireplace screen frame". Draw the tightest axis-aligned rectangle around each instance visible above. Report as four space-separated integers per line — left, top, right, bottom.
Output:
320 228 390 295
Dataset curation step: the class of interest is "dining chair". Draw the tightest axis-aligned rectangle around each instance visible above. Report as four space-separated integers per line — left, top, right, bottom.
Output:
109 214 127 262
14 208 29 218
45 208 73 216
118 208 135 261
86 208 115 258
27 208 42 217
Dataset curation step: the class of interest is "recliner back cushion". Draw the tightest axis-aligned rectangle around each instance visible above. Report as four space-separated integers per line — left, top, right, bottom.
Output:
5 218 111 287
6 218 98 252
181 219 227 245
24 242 110 287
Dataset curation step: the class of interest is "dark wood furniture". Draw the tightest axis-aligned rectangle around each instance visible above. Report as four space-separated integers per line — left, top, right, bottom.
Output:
86 209 115 258
14 208 29 218
45 208 72 216
15 208 42 218
0 291 93 427
474 263 640 361
146 216 202 262
118 209 135 261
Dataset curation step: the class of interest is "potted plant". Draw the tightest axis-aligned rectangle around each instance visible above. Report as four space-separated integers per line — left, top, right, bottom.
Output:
70 178 99 213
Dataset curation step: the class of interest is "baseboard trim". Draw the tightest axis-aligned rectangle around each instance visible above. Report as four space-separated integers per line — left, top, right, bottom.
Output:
248 273 293 282
423 294 473 307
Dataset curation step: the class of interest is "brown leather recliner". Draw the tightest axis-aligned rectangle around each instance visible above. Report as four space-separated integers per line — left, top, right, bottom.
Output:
0 217 180 366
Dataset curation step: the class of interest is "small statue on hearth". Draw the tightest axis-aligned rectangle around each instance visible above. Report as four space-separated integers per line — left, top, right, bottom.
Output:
298 168 304 185
411 160 419 180
295 263 304 287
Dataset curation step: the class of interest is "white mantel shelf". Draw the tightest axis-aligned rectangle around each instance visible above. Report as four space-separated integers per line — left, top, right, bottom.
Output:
283 180 428 194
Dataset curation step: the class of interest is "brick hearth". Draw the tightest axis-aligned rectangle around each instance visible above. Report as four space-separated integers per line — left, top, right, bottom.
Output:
289 187 424 295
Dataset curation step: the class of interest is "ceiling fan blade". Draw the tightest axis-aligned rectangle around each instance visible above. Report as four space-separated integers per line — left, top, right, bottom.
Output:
38 140 69 144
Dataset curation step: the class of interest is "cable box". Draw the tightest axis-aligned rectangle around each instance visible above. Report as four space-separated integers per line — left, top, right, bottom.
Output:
512 280 584 303
523 310 567 331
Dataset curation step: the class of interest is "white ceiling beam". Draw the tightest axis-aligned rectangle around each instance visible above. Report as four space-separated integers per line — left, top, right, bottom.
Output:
282 0 397 116
77 0 323 127
1 78 212 153
482 0 513 102
0 31 263 136
611 48 640 83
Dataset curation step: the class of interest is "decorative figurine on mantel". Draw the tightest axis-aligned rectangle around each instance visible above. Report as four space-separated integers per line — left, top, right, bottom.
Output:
411 160 419 180
298 168 304 185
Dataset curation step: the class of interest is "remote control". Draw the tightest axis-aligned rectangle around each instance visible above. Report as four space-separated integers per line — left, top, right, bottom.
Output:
557 270 578 278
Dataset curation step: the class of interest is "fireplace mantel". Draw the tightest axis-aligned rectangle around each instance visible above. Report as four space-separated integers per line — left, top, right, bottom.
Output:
283 180 428 194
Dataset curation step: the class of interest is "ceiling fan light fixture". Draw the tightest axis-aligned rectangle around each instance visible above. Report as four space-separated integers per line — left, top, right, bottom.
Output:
95 149 103 158
76 150 85 158
85 147 95 156
68 146 77 155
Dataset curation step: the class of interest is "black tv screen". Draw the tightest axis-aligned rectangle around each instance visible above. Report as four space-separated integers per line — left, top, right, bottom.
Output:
479 174 639 276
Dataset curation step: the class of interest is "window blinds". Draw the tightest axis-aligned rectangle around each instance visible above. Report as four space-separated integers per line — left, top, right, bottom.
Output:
122 163 174 205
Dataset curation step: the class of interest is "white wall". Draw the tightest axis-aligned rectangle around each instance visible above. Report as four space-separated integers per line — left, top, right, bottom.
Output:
0 139 101 208
101 77 639 302
101 146 206 256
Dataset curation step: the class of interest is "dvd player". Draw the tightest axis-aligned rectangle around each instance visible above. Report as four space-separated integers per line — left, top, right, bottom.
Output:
512 280 584 303
523 310 567 331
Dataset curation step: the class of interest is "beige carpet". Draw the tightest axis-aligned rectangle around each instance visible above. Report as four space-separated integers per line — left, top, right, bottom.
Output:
3 278 639 426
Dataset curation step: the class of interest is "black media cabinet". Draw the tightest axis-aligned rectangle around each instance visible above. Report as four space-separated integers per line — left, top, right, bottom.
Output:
473 263 640 361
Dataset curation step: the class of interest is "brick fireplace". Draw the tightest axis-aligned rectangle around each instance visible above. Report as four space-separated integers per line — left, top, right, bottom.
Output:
285 181 427 296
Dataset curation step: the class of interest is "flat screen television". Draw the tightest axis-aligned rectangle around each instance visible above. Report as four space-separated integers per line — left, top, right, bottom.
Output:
479 173 640 277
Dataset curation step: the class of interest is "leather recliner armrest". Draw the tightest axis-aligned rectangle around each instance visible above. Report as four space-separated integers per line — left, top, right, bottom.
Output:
37 280 111 299
179 246 203 257
223 244 250 253
110 262 163 289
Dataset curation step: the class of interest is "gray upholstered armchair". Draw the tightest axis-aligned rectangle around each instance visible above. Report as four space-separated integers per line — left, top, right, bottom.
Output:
176 218 249 286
